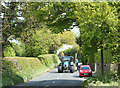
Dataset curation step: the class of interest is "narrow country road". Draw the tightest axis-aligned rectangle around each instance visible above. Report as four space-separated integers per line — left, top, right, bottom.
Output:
13 67 94 88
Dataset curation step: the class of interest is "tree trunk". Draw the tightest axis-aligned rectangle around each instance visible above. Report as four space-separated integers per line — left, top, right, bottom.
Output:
101 48 104 75
118 63 120 79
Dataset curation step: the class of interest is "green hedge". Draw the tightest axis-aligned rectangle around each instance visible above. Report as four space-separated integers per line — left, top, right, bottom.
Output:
2 54 60 87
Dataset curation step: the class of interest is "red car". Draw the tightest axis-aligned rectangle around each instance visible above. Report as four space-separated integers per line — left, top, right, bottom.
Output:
79 65 92 77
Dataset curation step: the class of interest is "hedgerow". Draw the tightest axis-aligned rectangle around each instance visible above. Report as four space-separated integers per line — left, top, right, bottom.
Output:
2 54 59 87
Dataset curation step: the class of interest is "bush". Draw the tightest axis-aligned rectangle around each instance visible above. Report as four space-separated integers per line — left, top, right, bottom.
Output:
2 59 17 74
82 72 119 87
38 54 59 67
24 30 53 57
2 54 59 87
3 45 15 57
11 42 26 57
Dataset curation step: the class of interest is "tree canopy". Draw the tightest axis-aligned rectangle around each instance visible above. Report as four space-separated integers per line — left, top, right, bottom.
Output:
1 2 119 64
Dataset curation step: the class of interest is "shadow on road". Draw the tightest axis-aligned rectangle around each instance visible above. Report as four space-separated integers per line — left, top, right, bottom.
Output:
73 75 90 79
49 71 58 73
50 70 70 73
63 70 70 73
73 75 80 78
13 79 83 88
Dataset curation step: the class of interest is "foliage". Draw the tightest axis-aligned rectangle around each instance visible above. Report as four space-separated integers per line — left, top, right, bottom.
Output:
112 44 120 63
11 42 26 57
2 73 24 87
16 3 77 56
24 29 76 57
3 45 16 57
27 2 119 63
62 45 79 56
2 2 119 62
2 54 59 87
82 72 119 87
2 59 17 74
25 30 52 57
2 2 22 46
38 54 60 66
74 2 119 63
87 49 113 63
24 30 54 57
21 2 76 33
60 31 76 45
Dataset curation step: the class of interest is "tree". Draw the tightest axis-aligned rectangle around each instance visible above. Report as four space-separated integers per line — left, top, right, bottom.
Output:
24 29 53 57
75 2 119 75
63 45 79 56
21 2 77 33
2 2 22 47
11 42 25 57
60 31 76 45
24 29 77 57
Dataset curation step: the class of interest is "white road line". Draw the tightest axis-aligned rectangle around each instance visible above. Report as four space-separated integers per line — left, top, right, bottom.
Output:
45 85 49 88
57 78 60 79
60 74 62 76
52 81 55 83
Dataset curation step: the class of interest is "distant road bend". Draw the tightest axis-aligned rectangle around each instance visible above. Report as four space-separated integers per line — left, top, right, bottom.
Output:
13 67 92 88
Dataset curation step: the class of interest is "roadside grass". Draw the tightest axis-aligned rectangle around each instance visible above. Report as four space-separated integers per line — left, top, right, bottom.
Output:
2 65 56 87
82 72 119 87
2 54 60 87
2 73 24 87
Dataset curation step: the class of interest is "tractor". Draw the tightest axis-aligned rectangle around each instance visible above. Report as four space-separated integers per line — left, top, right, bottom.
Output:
58 53 79 73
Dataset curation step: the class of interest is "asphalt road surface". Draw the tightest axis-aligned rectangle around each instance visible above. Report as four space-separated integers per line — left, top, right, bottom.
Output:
13 67 94 88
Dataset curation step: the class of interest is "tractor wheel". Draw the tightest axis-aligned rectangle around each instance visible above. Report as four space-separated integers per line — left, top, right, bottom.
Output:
58 65 63 73
70 65 74 73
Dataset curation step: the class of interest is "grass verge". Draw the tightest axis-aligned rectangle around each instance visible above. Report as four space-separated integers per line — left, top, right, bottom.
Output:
2 54 60 87
82 72 119 87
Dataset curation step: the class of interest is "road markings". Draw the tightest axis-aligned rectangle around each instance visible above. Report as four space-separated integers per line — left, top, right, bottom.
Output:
57 78 60 79
52 81 55 83
60 74 63 76
45 85 49 88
